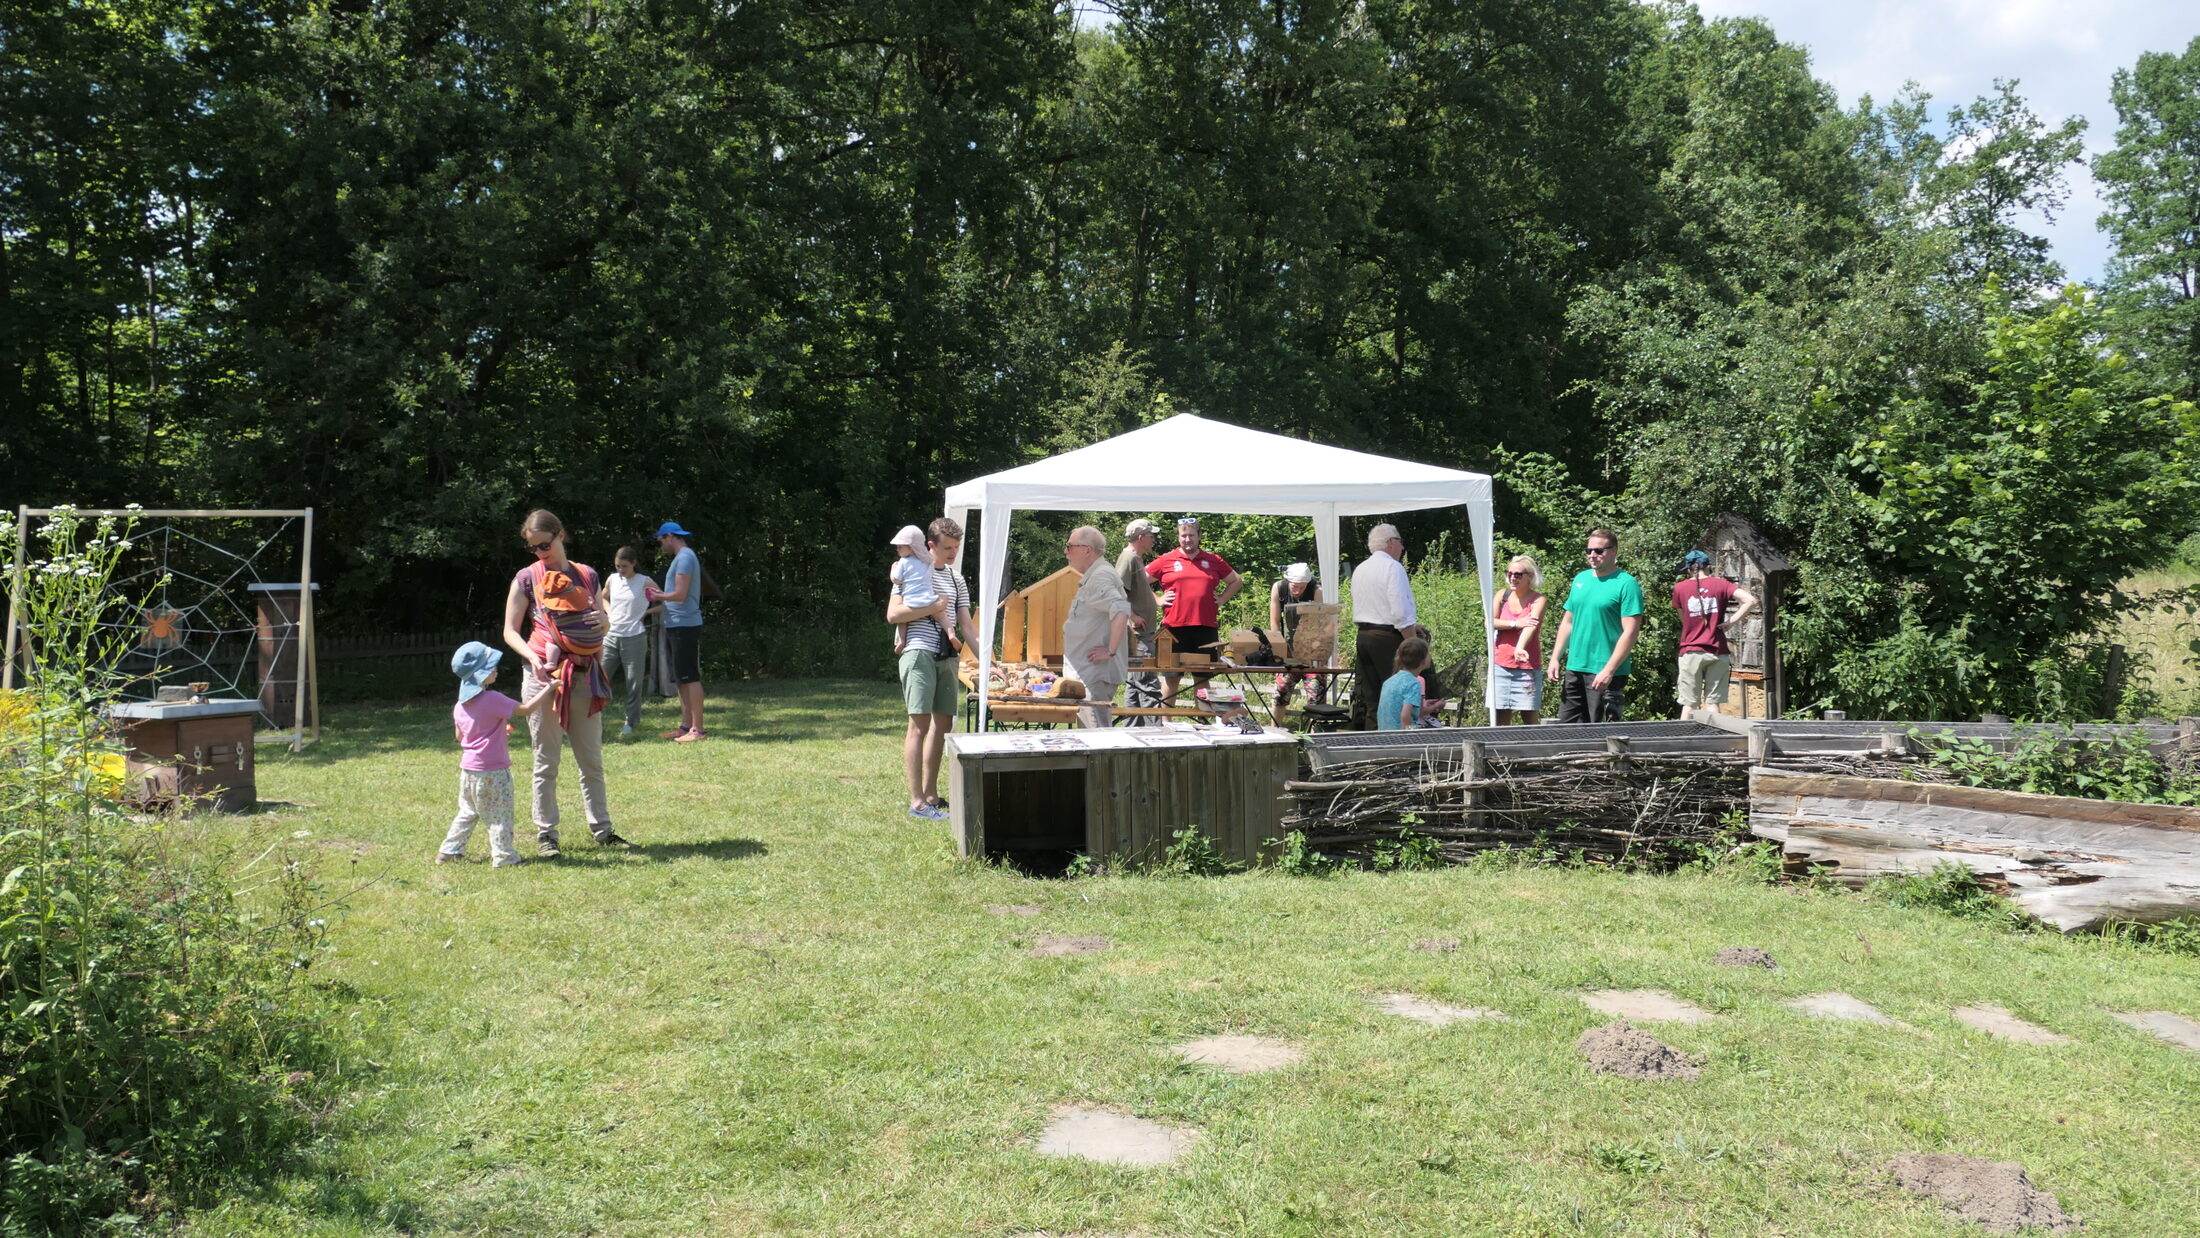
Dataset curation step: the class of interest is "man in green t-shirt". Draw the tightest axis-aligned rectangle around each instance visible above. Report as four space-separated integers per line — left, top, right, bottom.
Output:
1544 527 1643 723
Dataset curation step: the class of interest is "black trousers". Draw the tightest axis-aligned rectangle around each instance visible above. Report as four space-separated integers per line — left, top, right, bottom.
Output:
1557 670 1627 723
1350 625 1403 730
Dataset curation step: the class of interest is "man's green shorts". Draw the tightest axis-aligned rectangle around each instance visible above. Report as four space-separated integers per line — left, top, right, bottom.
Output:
899 649 962 716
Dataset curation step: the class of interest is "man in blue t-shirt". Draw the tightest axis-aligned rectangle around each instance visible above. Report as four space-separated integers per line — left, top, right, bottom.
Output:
651 521 707 741
1544 527 1643 723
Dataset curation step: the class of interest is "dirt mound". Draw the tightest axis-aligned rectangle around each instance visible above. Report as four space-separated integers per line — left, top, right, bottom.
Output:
1575 1020 1704 1081
1032 935 1111 957
1714 946 1778 969
1888 1154 2079 1233
1411 938 1460 953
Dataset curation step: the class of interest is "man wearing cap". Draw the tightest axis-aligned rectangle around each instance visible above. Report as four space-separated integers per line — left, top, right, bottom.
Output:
649 522 707 741
1145 517 1241 702
1117 519 1163 715
1350 524 1424 730
1673 549 1758 715
1063 526 1134 727
1267 562 1324 726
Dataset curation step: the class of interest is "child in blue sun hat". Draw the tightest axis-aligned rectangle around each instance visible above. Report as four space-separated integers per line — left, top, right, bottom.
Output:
439 641 547 867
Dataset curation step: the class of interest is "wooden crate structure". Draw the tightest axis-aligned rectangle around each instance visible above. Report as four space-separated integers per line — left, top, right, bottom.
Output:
110 698 259 812
996 565 1083 667
947 730 1298 870
1699 513 1797 719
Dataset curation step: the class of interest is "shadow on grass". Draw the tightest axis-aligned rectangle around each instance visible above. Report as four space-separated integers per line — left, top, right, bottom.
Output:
268 678 905 765
554 838 768 865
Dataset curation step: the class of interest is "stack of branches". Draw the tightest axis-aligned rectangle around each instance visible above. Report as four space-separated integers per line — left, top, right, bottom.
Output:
1280 748 1948 868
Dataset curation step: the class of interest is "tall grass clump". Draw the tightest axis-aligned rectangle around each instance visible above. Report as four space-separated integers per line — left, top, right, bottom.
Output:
1 509 351 1234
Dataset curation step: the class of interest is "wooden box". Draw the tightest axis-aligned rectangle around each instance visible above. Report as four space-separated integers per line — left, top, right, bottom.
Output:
947 729 1299 871
111 698 260 812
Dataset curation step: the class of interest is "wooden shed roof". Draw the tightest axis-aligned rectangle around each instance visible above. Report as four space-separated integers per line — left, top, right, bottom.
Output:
1702 513 1796 575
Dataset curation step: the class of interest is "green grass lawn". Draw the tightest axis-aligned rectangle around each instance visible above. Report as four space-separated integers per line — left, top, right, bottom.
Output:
182 681 2200 1237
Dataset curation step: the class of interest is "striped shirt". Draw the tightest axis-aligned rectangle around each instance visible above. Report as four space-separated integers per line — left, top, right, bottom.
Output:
896 564 970 656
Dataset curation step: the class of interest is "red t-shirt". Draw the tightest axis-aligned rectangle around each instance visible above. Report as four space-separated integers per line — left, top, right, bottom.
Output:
1673 576 1739 655
1146 547 1235 628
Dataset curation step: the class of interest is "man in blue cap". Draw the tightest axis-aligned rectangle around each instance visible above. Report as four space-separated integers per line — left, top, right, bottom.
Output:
648 521 708 740
1672 548 1757 715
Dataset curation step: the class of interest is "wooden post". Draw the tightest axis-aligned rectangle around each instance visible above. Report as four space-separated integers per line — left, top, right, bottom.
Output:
1981 714 2011 725
1822 709 1846 721
2101 643 2125 719
292 508 313 752
1461 740 1487 823
2 505 25 691
1605 735 1632 772
1747 725 1771 765
1879 730 1907 759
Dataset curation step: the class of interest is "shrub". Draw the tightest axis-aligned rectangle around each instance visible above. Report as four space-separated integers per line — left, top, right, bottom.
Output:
1869 863 2023 926
1268 830 1344 877
1 509 351 1232
1159 827 1239 877
1919 727 2200 806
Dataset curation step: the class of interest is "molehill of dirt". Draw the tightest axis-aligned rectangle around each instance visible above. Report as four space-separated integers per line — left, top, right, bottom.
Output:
1574 1020 1704 1081
1714 946 1778 969
1888 1153 2079 1233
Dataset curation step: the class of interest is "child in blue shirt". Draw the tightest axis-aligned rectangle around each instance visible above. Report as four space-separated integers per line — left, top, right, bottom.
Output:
1377 636 1432 731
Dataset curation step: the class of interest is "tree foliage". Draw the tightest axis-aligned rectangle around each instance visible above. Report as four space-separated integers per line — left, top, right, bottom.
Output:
3 1 2191 713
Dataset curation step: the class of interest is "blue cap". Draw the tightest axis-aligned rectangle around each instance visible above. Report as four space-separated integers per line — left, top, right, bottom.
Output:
451 641 502 703
1682 550 1713 569
655 521 692 539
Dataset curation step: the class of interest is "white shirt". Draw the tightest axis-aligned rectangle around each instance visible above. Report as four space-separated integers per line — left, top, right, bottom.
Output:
1351 550 1416 628
604 572 656 638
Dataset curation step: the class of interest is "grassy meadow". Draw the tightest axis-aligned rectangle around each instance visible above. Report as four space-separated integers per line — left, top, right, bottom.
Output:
176 681 2200 1237
2116 565 2200 718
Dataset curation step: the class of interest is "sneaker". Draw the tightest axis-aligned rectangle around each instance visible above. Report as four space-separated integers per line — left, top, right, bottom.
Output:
620 724 635 737
660 727 691 740
597 832 634 849
538 840 563 859
435 851 465 864
928 796 950 812
492 857 526 869
673 729 707 743
907 804 948 821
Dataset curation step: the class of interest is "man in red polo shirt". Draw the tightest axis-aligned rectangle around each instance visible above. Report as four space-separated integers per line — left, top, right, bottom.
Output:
1146 516 1241 702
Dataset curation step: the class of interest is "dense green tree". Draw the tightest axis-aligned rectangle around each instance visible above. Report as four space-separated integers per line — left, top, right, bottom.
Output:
2097 35 2200 397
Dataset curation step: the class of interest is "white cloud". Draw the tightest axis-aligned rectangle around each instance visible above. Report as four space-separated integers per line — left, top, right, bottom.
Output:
1682 0 2198 281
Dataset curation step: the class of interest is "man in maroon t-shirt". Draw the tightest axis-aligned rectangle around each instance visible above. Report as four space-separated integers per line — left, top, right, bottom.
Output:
1145 516 1241 702
1672 550 1758 714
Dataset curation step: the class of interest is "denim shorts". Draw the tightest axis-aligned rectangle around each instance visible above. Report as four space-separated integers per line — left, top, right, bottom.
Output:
1492 665 1542 711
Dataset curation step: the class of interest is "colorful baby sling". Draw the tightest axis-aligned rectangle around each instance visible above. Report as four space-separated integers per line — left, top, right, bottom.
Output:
529 562 610 729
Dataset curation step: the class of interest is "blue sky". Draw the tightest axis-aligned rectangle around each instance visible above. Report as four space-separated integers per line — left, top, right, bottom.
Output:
1688 0 2197 283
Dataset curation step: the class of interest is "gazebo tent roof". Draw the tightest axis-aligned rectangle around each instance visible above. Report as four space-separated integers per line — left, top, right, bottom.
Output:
943 414 1491 515
942 415 1500 729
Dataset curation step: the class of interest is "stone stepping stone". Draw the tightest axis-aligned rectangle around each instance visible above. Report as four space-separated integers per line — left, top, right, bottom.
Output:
1175 1035 1302 1074
1580 989 1715 1023
1411 938 1460 953
2112 1010 2200 1053
1032 935 1110 957
1371 993 1506 1027
1952 1004 2071 1045
987 904 1044 917
1034 1104 1196 1167
1788 992 1912 1028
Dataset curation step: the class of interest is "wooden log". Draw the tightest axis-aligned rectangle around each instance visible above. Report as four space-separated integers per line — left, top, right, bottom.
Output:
1749 769 2200 932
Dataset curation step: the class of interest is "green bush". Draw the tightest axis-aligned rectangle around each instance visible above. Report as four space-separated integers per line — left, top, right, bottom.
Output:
1918 726 2200 806
1869 863 2023 926
1 510 352 1233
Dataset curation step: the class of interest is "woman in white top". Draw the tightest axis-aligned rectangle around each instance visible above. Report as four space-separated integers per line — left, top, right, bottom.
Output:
600 546 661 736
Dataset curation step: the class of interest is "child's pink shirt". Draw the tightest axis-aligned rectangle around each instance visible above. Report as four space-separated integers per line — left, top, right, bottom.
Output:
454 690 519 772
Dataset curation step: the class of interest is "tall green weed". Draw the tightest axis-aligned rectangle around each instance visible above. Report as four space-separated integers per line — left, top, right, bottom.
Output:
1 509 352 1233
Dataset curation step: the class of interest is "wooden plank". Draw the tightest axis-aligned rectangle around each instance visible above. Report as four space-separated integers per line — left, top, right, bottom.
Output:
1001 590 1027 663
1752 770 2200 834
950 753 979 856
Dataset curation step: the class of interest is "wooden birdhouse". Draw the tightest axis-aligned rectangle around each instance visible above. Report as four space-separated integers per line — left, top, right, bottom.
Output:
1700 513 1796 719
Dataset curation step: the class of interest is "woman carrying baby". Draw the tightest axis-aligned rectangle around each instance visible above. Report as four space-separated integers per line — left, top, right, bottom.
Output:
503 509 633 858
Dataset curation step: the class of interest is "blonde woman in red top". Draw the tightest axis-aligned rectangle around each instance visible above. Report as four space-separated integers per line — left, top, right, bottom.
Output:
1491 555 1548 725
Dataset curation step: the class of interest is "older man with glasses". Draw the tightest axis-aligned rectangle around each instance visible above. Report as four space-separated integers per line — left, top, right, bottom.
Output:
1544 527 1644 723
1350 523 1425 730
1063 526 1135 728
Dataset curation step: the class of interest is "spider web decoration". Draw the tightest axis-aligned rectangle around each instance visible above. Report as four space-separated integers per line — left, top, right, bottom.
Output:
8 507 319 744
105 517 301 718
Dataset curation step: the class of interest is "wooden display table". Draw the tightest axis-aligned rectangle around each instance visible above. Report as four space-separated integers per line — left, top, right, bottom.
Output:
109 698 260 812
947 727 1299 871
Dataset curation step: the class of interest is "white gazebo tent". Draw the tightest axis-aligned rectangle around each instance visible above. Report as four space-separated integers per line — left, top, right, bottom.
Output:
943 414 1497 729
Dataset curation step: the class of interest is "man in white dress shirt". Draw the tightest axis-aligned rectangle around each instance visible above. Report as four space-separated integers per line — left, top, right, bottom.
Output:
1349 524 1425 730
